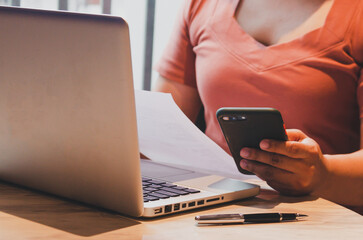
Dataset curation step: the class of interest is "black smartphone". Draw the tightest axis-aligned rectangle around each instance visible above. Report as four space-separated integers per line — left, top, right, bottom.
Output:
216 107 288 175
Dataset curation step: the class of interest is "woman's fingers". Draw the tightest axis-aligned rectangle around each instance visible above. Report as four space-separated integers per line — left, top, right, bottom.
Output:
259 135 321 160
240 159 313 194
240 147 307 173
238 129 325 196
240 159 293 182
285 129 307 141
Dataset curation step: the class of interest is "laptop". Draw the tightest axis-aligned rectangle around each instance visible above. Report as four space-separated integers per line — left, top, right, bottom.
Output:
0 6 259 217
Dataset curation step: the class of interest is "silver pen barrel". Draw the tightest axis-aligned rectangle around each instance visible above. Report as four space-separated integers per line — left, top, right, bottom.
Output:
195 213 245 224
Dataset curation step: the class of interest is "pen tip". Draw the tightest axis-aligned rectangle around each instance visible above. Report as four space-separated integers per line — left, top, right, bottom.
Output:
297 214 308 217
195 216 200 220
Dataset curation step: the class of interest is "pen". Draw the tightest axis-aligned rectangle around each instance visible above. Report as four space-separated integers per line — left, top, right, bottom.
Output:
195 213 308 224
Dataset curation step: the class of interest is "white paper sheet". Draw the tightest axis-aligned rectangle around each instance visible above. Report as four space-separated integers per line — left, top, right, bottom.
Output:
135 90 258 181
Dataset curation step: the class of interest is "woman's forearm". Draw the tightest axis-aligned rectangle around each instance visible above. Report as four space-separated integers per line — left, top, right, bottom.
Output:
316 150 363 206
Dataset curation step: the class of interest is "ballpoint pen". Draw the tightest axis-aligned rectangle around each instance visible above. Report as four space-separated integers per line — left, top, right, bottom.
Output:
195 213 308 224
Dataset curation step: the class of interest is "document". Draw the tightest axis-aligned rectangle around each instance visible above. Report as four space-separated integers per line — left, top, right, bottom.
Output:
135 90 257 181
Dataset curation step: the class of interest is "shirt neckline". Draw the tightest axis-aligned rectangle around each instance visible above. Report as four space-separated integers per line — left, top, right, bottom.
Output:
232 0 336 49
209 0 357 71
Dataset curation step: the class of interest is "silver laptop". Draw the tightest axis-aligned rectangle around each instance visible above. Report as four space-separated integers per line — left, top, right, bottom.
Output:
0 6 259 217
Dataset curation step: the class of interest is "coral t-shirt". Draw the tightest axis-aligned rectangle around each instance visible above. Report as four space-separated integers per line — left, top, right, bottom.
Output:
155 0 363 154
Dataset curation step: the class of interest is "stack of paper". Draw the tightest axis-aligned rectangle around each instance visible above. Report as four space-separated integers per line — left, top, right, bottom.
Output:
135 90 257 181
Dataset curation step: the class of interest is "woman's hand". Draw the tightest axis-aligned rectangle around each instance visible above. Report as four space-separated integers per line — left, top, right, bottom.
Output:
239 129 329 196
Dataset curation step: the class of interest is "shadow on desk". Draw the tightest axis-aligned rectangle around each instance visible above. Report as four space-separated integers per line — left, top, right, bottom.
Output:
0 181 140 237
237 189 318 209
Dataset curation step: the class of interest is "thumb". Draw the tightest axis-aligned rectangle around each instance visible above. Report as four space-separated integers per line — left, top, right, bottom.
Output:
286 129 307 142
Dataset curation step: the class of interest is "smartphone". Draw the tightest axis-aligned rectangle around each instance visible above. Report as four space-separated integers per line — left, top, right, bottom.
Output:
216 107 288 175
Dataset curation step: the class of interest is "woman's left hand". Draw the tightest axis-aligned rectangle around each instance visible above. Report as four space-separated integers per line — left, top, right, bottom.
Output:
239 129 329 196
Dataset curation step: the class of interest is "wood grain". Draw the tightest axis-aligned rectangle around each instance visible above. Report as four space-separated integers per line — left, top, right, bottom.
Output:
0 180 362 240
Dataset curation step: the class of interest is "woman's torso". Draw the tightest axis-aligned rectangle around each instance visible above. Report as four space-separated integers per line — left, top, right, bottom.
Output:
186 0 363 154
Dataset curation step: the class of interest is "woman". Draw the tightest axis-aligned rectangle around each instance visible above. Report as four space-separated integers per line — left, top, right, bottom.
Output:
154 0 363 213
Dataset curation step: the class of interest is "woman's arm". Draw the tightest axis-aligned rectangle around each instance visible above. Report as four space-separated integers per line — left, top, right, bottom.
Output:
238 121 363 206
153 75 202 123
318 120 363 205
321 150 363 206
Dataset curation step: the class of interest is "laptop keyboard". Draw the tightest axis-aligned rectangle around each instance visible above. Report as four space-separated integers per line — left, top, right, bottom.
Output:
142 177 200 202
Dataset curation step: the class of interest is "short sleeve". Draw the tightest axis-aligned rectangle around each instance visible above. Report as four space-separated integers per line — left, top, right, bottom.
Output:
357 70 363 118
351 1 363 65
154 0 197 88
351 3 363 118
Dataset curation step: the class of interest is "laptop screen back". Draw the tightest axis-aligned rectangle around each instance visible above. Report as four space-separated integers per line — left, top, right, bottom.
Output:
0 6 143 216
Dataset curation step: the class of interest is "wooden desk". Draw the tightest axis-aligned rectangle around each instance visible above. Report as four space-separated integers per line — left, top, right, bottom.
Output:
0 180 362 240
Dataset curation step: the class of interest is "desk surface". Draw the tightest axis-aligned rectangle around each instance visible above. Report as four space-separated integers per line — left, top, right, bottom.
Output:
0 180 362 240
